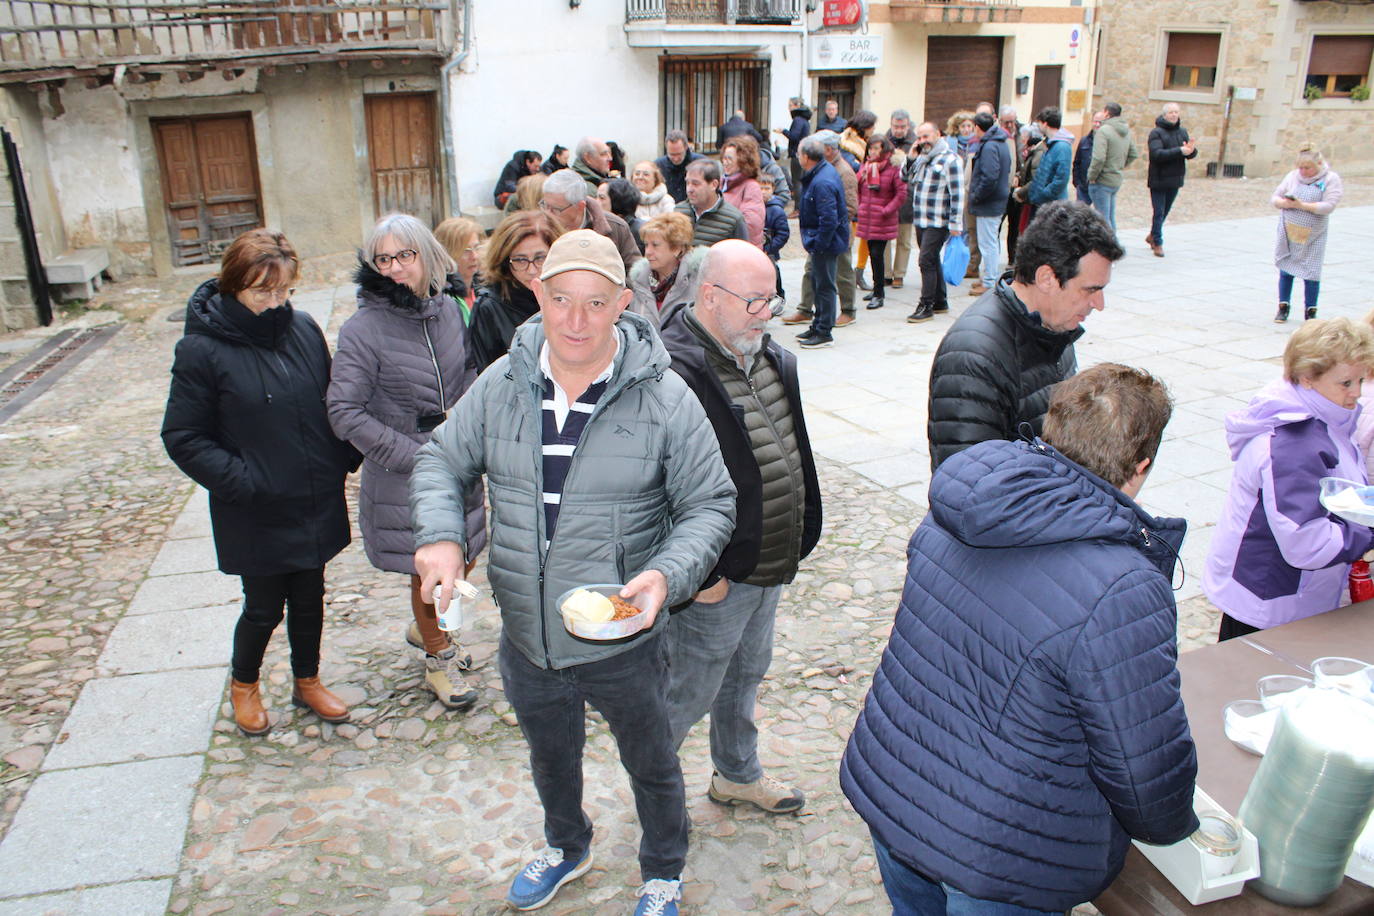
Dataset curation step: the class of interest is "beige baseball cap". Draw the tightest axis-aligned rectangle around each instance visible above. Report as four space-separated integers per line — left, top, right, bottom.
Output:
539 229 625 286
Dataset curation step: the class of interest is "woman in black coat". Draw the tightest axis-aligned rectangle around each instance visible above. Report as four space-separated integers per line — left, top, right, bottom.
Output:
493 149 543 208
162 229 358 737
467 210 563 371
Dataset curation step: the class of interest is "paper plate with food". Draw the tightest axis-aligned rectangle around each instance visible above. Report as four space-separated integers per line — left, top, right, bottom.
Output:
557 584 652 641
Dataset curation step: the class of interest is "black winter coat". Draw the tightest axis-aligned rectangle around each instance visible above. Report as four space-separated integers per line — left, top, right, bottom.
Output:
657 303 822 586
1147 117 1197 190
783 106 812 157
654 150 705 209
162 280 357 576
493 150 535 207
1072 130 1094 195
927 279 1081 469
468 281 540 372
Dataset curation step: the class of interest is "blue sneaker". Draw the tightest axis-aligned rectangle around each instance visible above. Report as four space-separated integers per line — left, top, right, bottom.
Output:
505 847 592 911
633 878 682 916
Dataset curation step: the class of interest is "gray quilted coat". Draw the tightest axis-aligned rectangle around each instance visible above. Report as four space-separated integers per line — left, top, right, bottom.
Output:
328 262 486 574
409 310 736 669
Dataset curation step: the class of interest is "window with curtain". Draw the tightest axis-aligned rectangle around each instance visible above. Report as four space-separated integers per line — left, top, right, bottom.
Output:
1306 35 1374 97
1162 31 1221 90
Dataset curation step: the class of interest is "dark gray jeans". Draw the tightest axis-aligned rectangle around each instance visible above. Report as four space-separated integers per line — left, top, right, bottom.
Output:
498 632 687 881
666 581 782 784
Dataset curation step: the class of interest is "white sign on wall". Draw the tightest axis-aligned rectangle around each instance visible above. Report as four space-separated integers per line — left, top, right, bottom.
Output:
809 34 883 71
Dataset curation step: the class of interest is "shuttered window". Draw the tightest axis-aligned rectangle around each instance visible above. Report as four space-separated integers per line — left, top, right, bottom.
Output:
1306 35 1374 97
1163 32 1220 90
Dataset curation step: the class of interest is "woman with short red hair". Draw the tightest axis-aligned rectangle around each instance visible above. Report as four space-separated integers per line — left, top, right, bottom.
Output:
162 228 359 737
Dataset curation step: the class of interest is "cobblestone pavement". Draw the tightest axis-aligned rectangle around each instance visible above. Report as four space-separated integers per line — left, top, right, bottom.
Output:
0 186 1370 914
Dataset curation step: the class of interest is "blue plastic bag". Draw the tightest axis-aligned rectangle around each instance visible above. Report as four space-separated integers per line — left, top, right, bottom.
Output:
942 234 970 287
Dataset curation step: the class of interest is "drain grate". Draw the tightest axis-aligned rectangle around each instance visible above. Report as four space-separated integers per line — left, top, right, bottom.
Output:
0 324 121 423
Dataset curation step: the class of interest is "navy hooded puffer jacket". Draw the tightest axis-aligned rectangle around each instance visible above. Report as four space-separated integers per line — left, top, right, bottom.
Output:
840 438 1199 911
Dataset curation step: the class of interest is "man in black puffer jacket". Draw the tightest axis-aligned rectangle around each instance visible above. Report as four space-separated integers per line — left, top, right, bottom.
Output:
843 363 1198 913
1146 102 1198 257
927 200 1123 470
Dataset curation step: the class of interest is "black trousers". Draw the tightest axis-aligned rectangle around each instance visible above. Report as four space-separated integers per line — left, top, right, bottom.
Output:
867 239 888 299
915 226 950 309
1218 613 1261 643
232 566 325 682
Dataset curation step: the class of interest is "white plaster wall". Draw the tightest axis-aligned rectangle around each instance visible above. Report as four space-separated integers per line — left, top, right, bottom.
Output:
451 0 661 214
42 85 149 273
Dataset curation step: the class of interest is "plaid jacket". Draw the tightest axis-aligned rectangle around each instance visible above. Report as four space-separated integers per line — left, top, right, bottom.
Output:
906 140 966 234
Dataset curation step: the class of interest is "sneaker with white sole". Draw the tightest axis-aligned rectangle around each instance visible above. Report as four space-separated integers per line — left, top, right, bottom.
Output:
506 847 592 911
424 647 478 711
708 771 805 814
404 622 473 668
634 878 682 916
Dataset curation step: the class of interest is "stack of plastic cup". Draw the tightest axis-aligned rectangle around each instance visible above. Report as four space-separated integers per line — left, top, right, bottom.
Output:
1238 688 1374 906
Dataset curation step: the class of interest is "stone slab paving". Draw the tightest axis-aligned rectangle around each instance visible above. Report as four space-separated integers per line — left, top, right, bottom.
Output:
2 209 1373 914
0 755 203 897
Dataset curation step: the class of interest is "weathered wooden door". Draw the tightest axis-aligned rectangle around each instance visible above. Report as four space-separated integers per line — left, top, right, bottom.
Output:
365 93 439 225
153 114 264 267
924 37 1003 129
1032 65 1063 121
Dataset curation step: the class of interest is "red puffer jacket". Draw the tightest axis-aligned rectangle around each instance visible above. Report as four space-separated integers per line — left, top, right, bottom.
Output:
856 158 902 241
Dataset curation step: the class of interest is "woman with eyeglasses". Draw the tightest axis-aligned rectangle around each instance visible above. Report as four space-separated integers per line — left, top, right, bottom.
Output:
467 210 565 371
162 228 359 737
328 213 488 713
433 216 484 323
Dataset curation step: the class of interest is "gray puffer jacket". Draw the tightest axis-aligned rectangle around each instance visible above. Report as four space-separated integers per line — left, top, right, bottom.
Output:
328 261 486 574
627 247 705 329
409 310 737 669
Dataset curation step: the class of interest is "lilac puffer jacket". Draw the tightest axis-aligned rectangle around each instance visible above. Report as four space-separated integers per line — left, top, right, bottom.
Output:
1204 379 1373 629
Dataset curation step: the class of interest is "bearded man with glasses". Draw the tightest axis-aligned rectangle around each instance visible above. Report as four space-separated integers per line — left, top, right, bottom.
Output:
657 239 822 817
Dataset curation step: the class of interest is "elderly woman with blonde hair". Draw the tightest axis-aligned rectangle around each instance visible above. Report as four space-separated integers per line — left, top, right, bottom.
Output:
631 160 676 220
627 211 704 327
433 215 483 321
328 213 487 712
1272 146 1343 323
1205 317 1374 640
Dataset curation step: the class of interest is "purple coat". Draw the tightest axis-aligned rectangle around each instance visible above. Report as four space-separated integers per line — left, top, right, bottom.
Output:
1204 379 1373 629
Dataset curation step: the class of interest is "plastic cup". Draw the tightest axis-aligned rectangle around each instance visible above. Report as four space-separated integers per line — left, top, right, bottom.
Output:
1223 699 1278 756
1258 674 1314 710
1312 657 1373 697
435 584 463 632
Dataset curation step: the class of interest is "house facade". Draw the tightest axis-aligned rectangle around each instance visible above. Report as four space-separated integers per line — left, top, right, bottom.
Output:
1093 0 1374 180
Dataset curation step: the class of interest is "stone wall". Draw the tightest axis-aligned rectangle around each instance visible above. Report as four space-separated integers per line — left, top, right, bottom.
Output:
0 88 67 331
1097 0 1374 181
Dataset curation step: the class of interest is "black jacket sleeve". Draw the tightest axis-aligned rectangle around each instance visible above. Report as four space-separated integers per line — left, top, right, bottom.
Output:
161 336 255 503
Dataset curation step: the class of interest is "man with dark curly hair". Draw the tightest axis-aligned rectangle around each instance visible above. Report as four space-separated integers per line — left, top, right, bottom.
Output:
926 200 1124 469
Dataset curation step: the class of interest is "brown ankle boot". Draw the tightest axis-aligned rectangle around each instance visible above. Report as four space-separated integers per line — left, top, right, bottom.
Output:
230 678 270 736
291 676 349 723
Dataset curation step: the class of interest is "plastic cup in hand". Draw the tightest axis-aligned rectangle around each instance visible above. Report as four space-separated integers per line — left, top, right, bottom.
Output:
1258 674 1314 710
1312 657 1374 697
434 581 479 632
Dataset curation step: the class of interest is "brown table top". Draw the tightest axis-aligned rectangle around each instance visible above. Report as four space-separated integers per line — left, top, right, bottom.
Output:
1094 601 1374 914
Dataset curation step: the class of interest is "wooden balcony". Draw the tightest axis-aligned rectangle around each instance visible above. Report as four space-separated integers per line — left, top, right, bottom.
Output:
0 0 455 83
626 0 801 27
889 0 1021 24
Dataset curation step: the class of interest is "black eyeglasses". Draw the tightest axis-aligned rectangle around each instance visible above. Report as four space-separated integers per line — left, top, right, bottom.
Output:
373 249 417 269
709 283 785 317
509 253 548 272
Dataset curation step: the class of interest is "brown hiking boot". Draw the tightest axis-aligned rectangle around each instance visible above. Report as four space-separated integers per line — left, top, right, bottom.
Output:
708 772 805 814
230 678 270 736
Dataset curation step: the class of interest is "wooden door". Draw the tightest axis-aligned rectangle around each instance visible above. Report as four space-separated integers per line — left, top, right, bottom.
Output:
924 37 1003 129
817 75 858 123
1032 65 1063 120
365 93 439 225
153 114 263 267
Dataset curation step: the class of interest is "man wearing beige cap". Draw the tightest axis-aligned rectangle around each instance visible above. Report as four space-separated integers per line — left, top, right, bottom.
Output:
410 229 736 916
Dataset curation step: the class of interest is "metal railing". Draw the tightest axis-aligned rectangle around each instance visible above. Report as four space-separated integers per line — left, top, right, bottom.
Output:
0 0 453 74
626 0 800 25
892 0 1018 6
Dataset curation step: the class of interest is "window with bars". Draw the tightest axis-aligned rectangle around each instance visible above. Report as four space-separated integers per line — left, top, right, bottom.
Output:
661 56 770 155
1306 35 1374 97
1162 31 1220 91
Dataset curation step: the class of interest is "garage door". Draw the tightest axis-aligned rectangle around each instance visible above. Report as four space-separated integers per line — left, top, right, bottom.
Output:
924 37 1003 129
